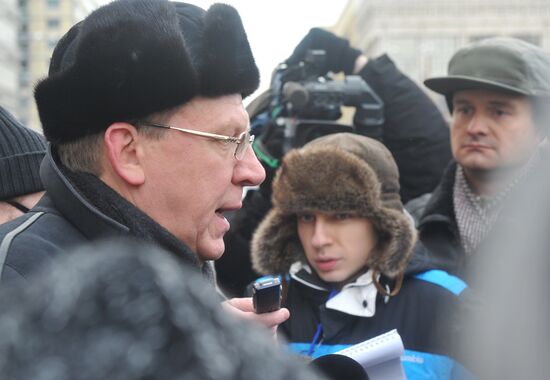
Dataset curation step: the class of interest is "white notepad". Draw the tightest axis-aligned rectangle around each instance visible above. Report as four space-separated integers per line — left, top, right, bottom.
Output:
330 329 406 380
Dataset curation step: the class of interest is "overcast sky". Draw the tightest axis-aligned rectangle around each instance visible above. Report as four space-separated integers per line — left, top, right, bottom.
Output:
91 1 348 101
162 1 349 101
92 0 348 100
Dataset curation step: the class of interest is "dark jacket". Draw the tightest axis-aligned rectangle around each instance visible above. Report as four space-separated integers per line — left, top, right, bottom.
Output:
407 147 549 281
0 146 205 285
216 54 452 297
280 266 467 380
406 162 465 278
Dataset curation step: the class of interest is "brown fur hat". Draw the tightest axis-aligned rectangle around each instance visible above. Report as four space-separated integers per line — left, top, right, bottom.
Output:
251 133 416 279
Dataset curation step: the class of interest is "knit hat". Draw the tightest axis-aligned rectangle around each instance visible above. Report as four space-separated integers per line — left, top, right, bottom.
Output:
34 0 259 144
251 133 416 279
0 106 46 200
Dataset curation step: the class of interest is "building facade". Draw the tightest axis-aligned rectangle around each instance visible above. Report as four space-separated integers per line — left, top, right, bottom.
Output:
334 0 550 111
16 0 99 131
0 0 20 115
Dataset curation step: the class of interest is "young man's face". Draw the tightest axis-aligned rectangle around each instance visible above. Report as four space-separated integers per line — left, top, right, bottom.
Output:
297 212 377 286
137 95 265 262
451 89 539 176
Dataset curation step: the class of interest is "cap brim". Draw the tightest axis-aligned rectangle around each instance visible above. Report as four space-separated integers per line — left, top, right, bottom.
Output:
424 76 530 96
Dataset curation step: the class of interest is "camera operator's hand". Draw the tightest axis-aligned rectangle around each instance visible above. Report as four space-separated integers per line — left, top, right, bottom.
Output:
252 120 285 198
286 27 362 75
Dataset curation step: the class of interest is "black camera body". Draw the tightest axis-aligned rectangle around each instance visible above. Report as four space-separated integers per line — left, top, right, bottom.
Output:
268 49 384 152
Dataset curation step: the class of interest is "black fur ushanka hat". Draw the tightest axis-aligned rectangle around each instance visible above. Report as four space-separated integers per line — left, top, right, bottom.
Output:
251 133 416 279
34 0 259 144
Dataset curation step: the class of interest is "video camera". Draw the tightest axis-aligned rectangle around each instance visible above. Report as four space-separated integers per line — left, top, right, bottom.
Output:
253 49 384 157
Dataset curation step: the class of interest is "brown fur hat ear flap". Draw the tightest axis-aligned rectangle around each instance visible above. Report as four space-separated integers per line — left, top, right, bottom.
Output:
366 207 417 278
251 210 304 275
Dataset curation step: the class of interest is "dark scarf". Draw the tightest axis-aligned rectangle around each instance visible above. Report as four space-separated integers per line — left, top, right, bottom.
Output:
62 168 216 283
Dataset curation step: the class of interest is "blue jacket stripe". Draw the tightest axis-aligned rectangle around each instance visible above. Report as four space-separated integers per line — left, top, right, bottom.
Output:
403 350 475 380
287 343 471 379
415 270 467 296
287 342 350 359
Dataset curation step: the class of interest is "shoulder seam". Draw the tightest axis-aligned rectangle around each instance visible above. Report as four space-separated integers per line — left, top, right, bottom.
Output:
0 212 45 281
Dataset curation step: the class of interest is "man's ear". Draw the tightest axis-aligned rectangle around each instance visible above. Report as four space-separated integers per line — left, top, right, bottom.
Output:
103 123 145 186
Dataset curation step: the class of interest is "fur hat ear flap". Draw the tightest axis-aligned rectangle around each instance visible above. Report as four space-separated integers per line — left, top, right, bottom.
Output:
367 208 417 278
251 210 304 275
201 4 260 98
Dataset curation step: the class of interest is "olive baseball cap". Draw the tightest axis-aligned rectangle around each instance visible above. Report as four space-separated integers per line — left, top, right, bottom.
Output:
424 37 550 98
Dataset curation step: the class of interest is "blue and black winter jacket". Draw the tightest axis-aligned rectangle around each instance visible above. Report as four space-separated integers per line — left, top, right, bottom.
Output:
279 267 470 380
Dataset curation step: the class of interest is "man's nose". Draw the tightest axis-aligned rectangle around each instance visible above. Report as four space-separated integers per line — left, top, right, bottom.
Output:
311 219 332 249
466 114 489 135
233 145 266 187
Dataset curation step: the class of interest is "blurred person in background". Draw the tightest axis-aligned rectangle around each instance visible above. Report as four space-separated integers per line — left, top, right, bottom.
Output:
0 105 46 225
0 238 322 380
0 0 288 332
458 143 550 379
217 28 453 297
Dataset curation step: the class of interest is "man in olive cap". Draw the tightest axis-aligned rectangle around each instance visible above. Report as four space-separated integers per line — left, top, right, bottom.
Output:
0 0 288 329
412 37 550 279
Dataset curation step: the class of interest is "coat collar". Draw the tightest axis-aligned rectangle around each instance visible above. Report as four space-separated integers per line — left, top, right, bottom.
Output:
39 145 207 277
289 262 380 317
39 145 129 241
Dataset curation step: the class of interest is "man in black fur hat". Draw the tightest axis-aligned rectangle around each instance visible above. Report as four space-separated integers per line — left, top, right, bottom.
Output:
0 0 288 329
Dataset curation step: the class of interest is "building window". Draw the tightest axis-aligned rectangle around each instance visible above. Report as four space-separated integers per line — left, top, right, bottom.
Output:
47 18 60 29
47 0 60 9
48 38 58 49
18 73 29 88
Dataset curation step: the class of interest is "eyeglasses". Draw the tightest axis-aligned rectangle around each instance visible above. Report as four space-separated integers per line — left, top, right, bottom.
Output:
138 121 255 160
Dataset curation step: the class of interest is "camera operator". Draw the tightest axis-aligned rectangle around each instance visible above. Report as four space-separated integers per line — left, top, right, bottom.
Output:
216 28 452 297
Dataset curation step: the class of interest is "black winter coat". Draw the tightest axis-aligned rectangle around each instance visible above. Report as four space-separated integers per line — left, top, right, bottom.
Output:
280 267 468 379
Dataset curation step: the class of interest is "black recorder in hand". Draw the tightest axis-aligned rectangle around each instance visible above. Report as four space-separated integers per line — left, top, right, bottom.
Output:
253 276 282 314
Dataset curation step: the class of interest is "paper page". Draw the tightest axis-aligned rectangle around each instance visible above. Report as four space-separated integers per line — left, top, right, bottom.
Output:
336 329 405 379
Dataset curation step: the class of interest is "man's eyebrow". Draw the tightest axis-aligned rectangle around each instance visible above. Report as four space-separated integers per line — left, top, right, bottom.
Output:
452 98 471 105
487 100 514 108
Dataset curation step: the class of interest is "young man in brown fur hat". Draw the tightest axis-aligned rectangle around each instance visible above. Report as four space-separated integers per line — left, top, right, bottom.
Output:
0 0 288 330
251 133 468 379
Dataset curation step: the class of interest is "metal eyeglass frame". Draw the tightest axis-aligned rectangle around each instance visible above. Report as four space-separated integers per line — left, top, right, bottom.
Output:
137 121 254 160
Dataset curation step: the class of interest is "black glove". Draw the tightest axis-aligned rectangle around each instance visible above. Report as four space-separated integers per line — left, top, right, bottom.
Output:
286 28 362 75
252 119 285 198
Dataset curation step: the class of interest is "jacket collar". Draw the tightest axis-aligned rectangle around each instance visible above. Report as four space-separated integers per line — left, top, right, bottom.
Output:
39 145 205 274
289 262 380 317
406 162 465 276
39 145 129 241
418 161 457 229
